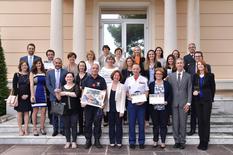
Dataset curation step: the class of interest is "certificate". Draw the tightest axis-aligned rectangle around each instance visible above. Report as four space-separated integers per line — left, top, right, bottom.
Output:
44 61 55 70
131 93 147 104
149 94 165 105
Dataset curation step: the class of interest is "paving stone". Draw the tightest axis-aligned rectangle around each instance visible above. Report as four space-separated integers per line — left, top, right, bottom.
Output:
0 145 13 154
107 145 128 154
2 145 48 155
206 144 233 155
45 145 80 154
155 152 183 155
223 144 233 152
89 145 107 153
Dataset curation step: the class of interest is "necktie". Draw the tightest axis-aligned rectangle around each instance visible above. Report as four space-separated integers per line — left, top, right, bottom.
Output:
29 56 33 69
56 70 60 89
178 72 181 85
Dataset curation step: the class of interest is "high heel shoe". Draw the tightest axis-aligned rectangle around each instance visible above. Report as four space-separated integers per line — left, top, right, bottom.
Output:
33 129 39 136
71 142 77 149
24 129 29 136
19 129 24 136
40 128 47 135
64 142 71 149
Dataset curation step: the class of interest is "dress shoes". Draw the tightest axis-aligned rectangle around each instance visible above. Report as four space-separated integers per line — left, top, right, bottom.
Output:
60 131 65 136
173 143 180 148
139 144 145 149
85 140 92 149
187 130 195 136
179 143 185 149
95 139 103 148
130 144 136 149
52 131 58 137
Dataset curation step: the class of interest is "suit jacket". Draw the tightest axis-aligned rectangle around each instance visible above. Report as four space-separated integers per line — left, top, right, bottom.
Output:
192 73 216 102
167 72 192 107
183 54 195 71
149 80 173 105
187 63 211 77
20 55 41 64
46 68 68 102
104 82 126 114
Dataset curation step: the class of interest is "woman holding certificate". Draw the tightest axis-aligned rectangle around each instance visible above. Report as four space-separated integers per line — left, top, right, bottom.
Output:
104 70 126 148
124 64 149 149
192 60 215 150
149 68 172 148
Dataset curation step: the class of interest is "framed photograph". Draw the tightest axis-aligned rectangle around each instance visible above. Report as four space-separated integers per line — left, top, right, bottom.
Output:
149 94 165 105
81 87 106 108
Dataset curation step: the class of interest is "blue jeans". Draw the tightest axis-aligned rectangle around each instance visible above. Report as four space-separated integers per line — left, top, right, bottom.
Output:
128 101 145 145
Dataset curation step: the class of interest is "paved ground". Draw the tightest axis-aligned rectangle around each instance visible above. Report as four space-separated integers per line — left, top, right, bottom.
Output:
0 144 233 155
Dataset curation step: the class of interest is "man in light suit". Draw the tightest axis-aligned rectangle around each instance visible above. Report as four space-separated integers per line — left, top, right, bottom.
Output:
19 43 41 71
167 58 192 149
46 57 68 136
187 51 211 136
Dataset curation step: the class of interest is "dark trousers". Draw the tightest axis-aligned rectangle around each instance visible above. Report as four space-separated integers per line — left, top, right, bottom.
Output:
47 98 53 124
150 107 168 143
63 113 78 142
123 99 128 122
108 112 123 144
190 100 197 131
52 102 64 132
78 108 84 133
145 101 150 122
195 100 212 143
128 101 145 145
84 106 102 141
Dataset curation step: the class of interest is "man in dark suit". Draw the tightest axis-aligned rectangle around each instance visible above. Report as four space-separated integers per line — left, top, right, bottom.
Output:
167 58 192 149
46 57 68 136
187 51 211 135
183 43 196 71
19 43 41 71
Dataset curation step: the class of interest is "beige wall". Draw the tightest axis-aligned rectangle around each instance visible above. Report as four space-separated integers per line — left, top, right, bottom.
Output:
0 0 233 80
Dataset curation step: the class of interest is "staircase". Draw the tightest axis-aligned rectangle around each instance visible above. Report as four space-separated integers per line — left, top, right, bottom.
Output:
0 94 233 145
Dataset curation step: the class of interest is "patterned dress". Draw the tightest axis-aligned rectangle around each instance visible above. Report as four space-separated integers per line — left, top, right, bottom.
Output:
32 73 47 108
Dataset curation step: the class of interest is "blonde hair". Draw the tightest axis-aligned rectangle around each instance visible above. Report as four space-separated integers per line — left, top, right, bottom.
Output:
86 50 96 60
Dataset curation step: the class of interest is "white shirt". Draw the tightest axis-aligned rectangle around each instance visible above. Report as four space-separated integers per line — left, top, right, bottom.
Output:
85 60 99 74
99 66 118 85
124 75 149 95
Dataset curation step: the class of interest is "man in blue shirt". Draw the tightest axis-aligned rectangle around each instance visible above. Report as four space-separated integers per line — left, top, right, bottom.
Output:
82 63 107 149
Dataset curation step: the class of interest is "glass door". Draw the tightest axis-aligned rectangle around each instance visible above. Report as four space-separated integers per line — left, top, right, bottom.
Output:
100 13 147 57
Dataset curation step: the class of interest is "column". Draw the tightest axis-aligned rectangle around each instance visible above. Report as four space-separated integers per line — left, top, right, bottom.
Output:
73 0 86 63
187 0 200 51
50 0 63 59
164 0 177 58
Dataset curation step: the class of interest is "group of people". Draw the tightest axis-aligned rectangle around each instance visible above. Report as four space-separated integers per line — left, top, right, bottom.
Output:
12 42 215 151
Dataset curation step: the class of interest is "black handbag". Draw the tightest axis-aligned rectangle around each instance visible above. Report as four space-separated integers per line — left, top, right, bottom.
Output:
50 102 65 115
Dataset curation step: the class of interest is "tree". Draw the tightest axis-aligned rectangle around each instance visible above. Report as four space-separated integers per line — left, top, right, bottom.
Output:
0 38 8 116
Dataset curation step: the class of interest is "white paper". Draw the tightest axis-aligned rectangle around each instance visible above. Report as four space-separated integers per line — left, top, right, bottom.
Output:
44 62 55 70
149 94 165 105
131 93 147 104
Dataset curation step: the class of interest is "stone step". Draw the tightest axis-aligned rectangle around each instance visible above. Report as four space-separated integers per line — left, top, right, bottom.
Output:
0 132 233 145
0 123 232 134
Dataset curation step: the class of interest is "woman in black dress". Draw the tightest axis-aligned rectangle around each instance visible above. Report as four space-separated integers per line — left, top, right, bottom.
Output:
13 61 31 136
56 72 81 149
76 61 89 135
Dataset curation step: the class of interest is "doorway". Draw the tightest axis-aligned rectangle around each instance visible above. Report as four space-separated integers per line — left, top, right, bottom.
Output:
100 12 147 57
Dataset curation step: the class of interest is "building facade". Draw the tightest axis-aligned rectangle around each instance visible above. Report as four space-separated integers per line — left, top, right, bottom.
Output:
0 0 233 89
